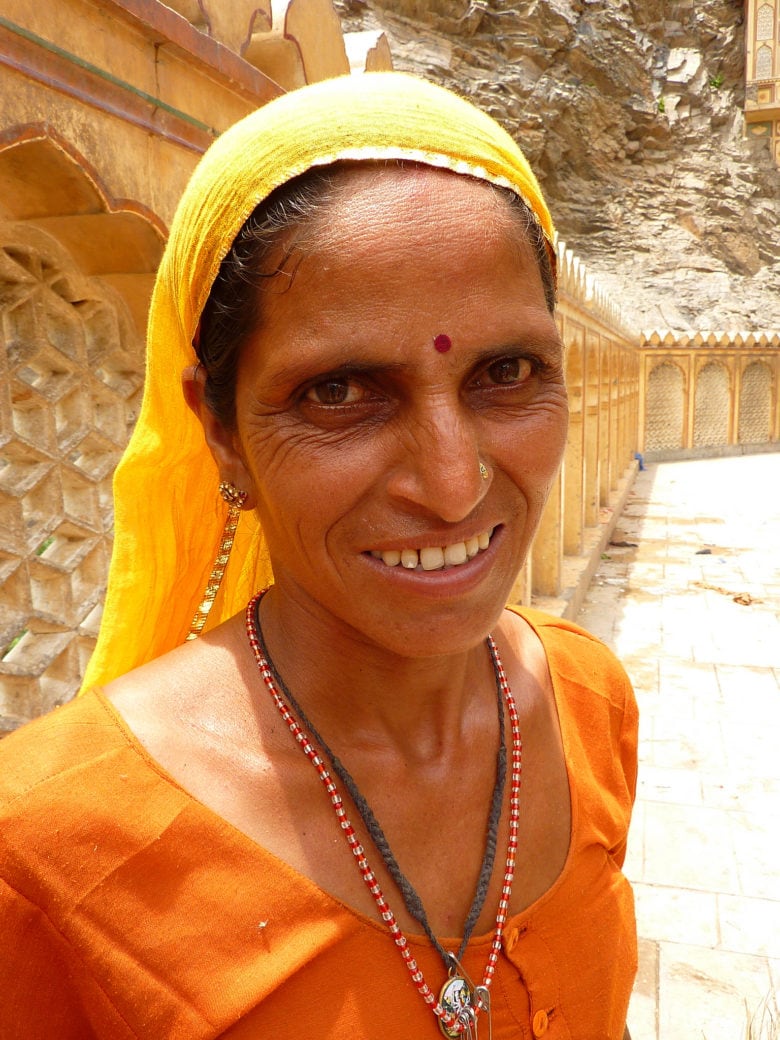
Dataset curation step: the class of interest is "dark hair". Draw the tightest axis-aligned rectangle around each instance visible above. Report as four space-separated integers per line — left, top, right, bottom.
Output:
196 163 556 428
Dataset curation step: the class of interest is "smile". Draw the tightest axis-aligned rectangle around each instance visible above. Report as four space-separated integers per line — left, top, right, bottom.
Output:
369 528 495 571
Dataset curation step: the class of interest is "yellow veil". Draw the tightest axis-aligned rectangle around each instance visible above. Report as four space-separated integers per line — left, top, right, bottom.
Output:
81 71 554 691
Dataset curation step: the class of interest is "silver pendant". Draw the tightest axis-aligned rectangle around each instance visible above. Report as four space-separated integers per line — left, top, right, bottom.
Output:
438 976 473 1038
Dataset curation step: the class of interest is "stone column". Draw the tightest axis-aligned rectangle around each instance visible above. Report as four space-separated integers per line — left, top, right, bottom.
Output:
532 466 564 598
584 338 600 526
563 325 585 556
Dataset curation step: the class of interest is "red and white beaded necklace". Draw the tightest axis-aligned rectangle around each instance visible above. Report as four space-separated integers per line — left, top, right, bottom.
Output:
245 592 522 1037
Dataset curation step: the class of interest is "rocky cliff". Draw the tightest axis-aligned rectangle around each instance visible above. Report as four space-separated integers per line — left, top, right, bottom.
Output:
336 0 780 333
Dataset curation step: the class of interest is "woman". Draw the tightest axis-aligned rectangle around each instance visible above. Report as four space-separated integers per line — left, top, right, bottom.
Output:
0 73 637 1038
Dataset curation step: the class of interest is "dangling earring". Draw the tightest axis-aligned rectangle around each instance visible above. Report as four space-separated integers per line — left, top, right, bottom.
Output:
186 481 248 640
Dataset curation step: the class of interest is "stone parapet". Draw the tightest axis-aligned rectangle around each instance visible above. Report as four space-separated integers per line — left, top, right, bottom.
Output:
509 242 641 618
638 329 780 459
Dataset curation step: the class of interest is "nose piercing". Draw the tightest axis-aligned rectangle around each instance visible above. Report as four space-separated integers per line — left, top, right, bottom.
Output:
479 462 489 481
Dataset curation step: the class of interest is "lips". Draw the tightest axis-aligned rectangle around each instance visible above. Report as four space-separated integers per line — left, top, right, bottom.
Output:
369 527 495 571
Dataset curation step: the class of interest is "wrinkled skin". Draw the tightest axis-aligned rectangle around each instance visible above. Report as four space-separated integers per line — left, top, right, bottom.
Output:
194 165 569 667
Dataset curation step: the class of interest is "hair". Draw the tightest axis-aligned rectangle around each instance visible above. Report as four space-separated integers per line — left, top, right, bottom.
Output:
196 162 557 429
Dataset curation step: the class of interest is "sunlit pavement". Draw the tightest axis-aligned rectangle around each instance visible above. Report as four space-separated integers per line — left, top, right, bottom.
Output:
577 453 780 1040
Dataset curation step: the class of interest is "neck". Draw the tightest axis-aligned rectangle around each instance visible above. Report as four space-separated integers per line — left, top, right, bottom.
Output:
255 585 496 761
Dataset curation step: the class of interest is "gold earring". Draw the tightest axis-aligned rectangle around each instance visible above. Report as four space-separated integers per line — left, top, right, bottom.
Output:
186 482 248 640
219 481 248 508
479 462 489 481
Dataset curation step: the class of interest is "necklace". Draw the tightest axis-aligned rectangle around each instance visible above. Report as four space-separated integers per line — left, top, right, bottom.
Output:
245 592 522 1037
251 598 507 967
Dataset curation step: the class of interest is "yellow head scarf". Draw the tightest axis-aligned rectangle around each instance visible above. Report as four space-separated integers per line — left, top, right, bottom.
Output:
81 71 554 691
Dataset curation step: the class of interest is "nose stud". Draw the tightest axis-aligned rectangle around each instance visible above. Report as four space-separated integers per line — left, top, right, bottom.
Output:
479 462 489 481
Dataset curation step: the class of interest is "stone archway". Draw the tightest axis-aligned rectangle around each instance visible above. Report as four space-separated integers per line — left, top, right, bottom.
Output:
739 360 773 444
693 361 730 448
0 131 163 729
646 360 685 452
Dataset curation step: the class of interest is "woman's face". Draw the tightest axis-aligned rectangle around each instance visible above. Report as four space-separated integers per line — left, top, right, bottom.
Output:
223 166 568 657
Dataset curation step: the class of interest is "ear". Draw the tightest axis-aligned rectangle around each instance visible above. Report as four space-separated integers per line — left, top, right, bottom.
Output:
182 365 256 509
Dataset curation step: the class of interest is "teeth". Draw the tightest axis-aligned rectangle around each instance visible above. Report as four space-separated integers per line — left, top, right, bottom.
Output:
401 549 418 569
444 542 468 566
420 547 445 571
373 528 494 572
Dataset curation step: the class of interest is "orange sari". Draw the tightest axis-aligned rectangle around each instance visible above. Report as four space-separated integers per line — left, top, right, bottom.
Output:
1 611 637 1039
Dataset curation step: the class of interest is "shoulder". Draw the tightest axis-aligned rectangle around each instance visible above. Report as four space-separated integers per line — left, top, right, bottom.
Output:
0 690 129 807
506 606 634 708
0 688 191 913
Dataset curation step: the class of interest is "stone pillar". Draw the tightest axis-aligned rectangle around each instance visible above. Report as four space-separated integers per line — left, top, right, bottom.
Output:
684 353 696 451
532 466 564 598
599 335 611 506
584 338 600 526
563 324 585 556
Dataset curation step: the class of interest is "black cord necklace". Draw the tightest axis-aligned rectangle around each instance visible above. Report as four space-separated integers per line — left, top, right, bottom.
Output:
252 595 507 969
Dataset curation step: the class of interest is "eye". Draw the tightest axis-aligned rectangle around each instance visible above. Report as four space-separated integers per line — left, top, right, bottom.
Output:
483 356 535 386
304 377 363 405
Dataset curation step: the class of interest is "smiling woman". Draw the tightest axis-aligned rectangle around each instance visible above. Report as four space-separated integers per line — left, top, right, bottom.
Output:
0 74 637 1040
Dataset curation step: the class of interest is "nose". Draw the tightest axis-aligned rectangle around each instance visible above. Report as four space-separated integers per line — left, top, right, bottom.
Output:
385 395 489 523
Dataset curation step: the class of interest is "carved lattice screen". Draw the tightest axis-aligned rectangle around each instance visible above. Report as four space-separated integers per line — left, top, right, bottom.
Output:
645 361 684 451
739 361 773 443
693 362 730 447
0 225 143 731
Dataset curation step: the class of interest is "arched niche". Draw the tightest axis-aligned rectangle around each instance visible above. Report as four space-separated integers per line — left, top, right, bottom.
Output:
693 361 730 447
0 130 165 336
739 360 773 444
0 128 164 728
646 360 685 451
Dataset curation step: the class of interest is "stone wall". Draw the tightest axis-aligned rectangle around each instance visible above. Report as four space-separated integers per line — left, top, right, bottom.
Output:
511 243 640 617
639 330 780 459
745 0 780 163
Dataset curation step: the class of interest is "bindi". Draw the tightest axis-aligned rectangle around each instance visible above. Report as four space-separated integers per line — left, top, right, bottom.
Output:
433 333 452 354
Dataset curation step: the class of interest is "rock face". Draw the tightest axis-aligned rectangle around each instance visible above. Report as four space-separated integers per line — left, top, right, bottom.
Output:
336 0 780 332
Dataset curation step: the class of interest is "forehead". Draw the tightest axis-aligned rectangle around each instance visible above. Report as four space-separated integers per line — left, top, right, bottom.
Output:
296 163 532 258
239 165 558 384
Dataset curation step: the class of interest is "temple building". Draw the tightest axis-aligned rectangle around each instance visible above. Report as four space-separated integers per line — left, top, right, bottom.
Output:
745 0 780 163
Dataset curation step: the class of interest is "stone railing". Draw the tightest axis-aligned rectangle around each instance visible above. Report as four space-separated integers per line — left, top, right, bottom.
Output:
638 330 780 459
510 242 640 616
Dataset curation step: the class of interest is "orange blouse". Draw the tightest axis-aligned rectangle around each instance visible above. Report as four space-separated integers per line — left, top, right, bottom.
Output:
0 610 637 1039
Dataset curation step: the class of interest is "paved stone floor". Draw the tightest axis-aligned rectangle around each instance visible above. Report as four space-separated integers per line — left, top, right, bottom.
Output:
577 453 780 1040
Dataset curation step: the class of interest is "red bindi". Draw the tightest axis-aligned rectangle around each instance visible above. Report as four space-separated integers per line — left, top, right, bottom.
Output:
433 334 452 353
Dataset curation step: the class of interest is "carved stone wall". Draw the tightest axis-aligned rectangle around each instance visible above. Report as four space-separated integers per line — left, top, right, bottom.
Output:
694 362 730 447
646 362 686 453
0 225 143 727
745 0 780 165
739 361 773 442
512 241 640 611
638 331 780 459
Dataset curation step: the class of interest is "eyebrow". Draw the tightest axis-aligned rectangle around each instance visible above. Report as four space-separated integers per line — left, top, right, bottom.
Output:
263 358 408 393
262 332 563 393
